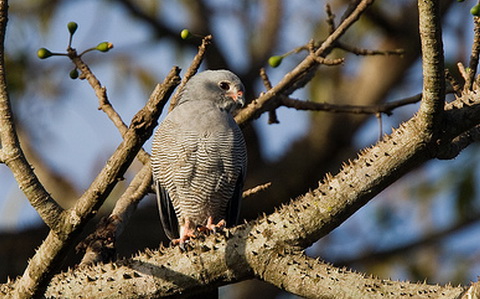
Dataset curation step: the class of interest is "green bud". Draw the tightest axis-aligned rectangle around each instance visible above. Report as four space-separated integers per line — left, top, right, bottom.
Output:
268 55 283 68
69 68 79 79
67 22 78 35
37 48 52 59
471 4 480 16
180 29 191 40
96 42 113 52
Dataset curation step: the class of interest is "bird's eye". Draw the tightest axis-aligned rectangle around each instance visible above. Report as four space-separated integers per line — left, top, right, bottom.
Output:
219 81 230 91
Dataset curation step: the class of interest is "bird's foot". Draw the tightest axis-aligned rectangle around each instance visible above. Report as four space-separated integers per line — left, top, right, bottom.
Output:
171 225 197 249
197 217 226 234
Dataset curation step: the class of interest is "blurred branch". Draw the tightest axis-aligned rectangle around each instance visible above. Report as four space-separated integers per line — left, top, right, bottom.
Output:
0 0 64 232
235 0 375 125
336 42 405 56
280 93 421 116
333 211 480 266
437 124 480 160
467 16 480 90
249 0 283 71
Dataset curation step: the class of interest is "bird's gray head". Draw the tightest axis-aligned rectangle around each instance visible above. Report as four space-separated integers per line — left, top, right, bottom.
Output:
178 70 245 113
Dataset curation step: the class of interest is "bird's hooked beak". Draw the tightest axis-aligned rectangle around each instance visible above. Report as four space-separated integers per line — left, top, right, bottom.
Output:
227 89 245 108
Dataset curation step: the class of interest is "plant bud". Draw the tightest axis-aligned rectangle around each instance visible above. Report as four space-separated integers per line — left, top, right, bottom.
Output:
67 22 78 35
37 48 52 59
471 4 480 16
69 68 79 79
96 42 113 52
180 29 191 40
268 55 283 68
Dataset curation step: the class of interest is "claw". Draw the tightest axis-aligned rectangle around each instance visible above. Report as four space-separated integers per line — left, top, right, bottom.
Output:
197 217 226 234
171 219 196 247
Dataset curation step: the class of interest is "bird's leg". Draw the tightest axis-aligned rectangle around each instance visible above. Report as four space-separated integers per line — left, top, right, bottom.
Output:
172 218 196 246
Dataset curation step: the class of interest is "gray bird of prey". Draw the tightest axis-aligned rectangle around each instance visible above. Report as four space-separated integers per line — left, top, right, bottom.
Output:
151 69 247 245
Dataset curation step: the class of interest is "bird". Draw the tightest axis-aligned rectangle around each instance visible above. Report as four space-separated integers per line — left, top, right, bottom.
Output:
151 69 247 245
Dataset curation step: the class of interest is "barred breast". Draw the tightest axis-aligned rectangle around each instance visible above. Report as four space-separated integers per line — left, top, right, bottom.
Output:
151 103 247 239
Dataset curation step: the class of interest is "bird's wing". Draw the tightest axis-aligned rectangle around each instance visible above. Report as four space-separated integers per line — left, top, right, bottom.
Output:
154 179 179 240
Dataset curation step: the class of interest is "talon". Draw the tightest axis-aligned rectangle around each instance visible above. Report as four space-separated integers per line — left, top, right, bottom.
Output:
172 219 196 246
197 217 227 234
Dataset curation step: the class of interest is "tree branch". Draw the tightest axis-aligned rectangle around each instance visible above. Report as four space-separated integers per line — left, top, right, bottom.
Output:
69 51 150 165
0 0 64 232
417 0 445 138
280 93 421 116
168 35 212 111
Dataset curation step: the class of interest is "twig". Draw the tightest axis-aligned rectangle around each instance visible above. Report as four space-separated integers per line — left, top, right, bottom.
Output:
280 93 421 116
69 50 150 165
336 42 405 56
169 35 213 111
325 3 336 34
457 62 469 83
259 68 279 124
445 69 462 96
242 182 272 199
375 113 383 140
309 54 345 66
260 67 273 90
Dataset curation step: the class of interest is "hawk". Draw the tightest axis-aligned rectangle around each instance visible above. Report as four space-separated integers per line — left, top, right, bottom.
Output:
152 70 247 245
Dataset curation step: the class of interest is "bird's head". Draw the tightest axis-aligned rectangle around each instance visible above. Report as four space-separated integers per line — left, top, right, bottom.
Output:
180 70 245 113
